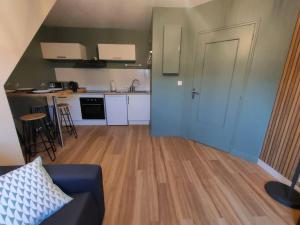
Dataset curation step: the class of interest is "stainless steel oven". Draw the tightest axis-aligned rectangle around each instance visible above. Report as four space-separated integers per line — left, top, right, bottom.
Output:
80 97 105 119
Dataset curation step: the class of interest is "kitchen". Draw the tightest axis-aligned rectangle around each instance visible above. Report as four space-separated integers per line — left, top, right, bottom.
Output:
5 25 152 159
52 68 151 126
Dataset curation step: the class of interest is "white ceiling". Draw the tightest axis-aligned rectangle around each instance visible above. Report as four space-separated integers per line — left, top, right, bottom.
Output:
44 0 211 30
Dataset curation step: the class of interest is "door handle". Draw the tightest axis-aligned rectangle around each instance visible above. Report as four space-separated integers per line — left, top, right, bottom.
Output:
192 88 200 99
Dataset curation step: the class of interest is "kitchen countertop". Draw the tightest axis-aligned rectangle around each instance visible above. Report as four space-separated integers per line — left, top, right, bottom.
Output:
77 91 151 95
6 90 74 97
6 90 151 97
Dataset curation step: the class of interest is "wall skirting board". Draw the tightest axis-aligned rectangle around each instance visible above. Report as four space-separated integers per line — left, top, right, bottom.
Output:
257 159 300 192
71 120 107 126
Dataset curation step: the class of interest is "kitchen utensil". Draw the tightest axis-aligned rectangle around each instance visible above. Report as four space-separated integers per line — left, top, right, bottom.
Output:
110 80 116 92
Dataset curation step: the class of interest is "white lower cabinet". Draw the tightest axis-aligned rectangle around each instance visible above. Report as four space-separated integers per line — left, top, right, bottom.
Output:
54 93 150 126
105 95 128 125
56 96 82 121
127 94 150 125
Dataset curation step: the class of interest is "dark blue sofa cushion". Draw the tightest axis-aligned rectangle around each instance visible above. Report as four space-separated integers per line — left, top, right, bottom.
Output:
41 193 100 225
0 164 105 225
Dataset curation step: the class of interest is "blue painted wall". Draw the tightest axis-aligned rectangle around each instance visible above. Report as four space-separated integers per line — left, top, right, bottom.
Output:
151 0 300 162
151 8 190 136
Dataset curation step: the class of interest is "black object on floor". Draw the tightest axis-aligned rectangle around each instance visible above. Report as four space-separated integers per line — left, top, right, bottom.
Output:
265 181 300 208
265 159 300 209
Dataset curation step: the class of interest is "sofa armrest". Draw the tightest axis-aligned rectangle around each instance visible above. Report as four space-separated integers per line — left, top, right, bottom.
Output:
44 165 105 208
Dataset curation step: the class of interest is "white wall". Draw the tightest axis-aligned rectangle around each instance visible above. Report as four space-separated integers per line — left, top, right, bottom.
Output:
55 68 151 92
0 0 56 165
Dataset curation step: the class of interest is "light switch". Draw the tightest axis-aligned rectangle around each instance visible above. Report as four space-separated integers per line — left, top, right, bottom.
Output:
177 80 183 86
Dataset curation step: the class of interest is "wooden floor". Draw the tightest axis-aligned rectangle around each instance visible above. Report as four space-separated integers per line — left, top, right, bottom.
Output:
43 126 300 225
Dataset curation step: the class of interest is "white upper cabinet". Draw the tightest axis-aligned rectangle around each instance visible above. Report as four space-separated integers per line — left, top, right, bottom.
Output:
40 42 87 60
98 44 136 61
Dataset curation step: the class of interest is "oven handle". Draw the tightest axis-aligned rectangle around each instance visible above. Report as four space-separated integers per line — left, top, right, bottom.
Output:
81 104 103 106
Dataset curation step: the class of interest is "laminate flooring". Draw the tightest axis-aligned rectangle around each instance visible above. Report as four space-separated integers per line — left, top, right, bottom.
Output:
43 125 300 225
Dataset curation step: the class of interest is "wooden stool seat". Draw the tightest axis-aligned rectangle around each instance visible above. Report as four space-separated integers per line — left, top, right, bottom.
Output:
20 113 46 121
57 103 69 108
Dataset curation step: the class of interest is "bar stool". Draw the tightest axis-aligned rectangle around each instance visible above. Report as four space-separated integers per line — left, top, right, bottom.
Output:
31 105 57 140
57 103 78 138
20 113 56 162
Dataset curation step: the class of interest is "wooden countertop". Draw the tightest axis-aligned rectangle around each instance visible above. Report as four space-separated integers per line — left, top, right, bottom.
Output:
6 89 151 98
6 90 74 97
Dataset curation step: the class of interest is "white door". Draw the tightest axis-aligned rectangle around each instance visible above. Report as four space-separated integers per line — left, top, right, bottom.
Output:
128 94 150 124
105 95 128 125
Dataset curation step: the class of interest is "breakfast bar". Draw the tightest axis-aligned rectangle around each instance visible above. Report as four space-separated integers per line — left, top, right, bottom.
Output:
7 90 74 147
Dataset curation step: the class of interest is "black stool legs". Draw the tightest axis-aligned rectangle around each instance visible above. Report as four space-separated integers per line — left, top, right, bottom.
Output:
22 120 33 163
31 105 57 141
58 104 78 138
21 113 56 162
37 118 56 161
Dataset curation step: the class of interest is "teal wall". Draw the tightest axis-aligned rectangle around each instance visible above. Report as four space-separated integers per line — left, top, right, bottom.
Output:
151 0 300 162
151 8 190 136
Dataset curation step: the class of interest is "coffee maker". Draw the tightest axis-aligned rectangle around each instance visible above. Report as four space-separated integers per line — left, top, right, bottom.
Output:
69 81 79 92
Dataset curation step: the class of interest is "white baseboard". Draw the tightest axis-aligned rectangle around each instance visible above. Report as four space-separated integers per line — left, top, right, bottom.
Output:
257 159 300 191
128 120 150 125
73 120 107 125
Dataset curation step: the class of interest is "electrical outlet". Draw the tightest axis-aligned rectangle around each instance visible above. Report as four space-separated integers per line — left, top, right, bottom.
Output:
177 80 183 86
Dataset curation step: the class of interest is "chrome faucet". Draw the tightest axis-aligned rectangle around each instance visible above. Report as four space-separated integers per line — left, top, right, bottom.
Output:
129 79 140 92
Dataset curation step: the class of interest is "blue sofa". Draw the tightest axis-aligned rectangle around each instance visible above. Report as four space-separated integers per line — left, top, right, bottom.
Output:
0 164 105 225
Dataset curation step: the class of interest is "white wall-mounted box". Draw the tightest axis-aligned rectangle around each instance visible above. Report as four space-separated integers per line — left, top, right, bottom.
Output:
162 25 182 74
98 44 136 61
40 42 87 60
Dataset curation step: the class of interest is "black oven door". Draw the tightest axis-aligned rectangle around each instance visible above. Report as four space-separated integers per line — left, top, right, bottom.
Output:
80 98 105 119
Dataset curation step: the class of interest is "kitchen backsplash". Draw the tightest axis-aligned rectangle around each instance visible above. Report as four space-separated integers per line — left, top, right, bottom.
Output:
55 68 150 91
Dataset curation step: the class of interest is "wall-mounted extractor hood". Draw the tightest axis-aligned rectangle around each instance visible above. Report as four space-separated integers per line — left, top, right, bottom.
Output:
74 59 106 68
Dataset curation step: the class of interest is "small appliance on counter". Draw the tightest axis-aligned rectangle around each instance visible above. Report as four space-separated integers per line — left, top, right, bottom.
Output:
49 81 79 92
110 80 116 92
49 81 69 89
69 81 79 92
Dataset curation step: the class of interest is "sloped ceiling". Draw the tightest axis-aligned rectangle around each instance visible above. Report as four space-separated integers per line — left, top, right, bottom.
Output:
44 0 212 30
0 0 56 165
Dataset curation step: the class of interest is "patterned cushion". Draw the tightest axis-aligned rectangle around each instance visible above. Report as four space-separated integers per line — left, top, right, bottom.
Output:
0 157 72 225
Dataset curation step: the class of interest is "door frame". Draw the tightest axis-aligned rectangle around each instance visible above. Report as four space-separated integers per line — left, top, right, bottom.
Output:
187 20 260 152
